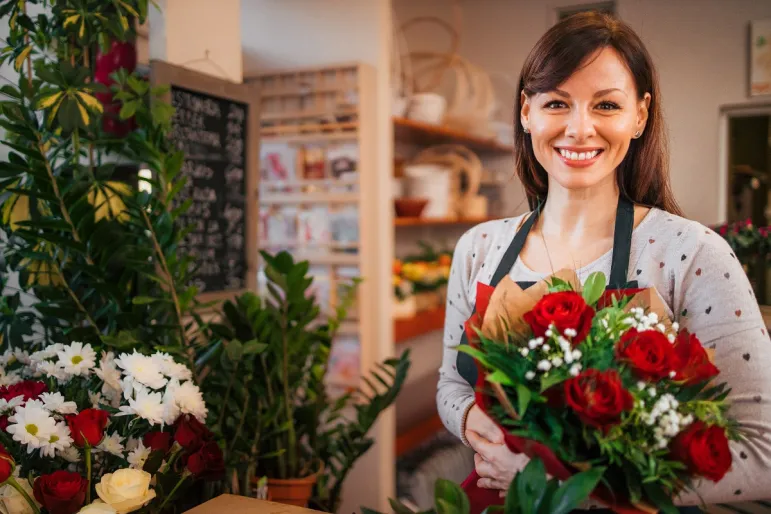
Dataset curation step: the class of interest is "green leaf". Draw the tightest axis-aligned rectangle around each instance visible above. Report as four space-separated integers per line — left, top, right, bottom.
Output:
456 345 493 369
119 100 138 120
434 479 470 514
547 466 605 514
243 340 267 355
132 296 158 305
225 339 244 361
642 483 678 514
540 372 568 393
486 369 514 386
516 383 532 417
388 498 417 514
582 271 606 306
515 458 547 514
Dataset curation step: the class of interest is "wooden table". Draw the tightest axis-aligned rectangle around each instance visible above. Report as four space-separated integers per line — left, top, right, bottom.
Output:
185 495 324 514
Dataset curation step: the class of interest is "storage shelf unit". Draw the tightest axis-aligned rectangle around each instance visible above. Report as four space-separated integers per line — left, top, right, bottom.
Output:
394 307 445 344
394 216 497 227
394 116 512 154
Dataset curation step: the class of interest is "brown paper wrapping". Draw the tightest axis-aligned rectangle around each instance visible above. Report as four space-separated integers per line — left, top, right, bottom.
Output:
185 494 323 514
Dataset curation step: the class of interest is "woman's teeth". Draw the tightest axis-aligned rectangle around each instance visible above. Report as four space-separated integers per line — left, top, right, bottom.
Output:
558 149 601 161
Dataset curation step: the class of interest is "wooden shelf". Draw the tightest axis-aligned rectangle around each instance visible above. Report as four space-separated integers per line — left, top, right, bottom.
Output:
396 414 445 457
394 216 497 227
393 117 512 154
394 307 445 344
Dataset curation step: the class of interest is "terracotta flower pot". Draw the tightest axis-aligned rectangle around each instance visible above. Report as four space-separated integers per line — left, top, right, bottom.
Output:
265 474 318 507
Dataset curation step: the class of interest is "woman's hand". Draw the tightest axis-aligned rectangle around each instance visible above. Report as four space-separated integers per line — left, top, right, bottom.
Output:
467 430 530 492
464 404 504 444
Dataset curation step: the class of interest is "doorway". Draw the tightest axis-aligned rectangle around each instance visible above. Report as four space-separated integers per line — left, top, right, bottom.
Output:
719 104 771 304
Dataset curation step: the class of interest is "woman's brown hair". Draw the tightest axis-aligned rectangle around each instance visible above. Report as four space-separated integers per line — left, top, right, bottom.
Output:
513 12 682 216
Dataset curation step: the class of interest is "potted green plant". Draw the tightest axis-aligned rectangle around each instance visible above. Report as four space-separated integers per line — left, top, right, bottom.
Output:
364 458 604 514
200 250 411 511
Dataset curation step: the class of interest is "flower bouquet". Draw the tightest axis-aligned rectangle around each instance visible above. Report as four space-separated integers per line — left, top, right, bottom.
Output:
0 343 223 514
459 270 740 514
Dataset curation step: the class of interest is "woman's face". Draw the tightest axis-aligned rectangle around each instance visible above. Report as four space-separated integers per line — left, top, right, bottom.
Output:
521 47 651 192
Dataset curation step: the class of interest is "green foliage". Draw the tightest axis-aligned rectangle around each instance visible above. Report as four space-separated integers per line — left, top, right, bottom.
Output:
367 459 604 514
203 251 411 512
0 0 214 370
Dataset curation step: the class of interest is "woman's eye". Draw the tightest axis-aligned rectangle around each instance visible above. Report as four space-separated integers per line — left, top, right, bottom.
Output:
544 100 567 109
597 101 620 110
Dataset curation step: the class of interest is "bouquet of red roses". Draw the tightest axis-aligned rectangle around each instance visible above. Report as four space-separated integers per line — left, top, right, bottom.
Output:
459 270 740 514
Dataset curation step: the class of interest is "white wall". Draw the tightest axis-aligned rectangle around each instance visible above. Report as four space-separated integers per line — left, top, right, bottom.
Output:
393 0 771 224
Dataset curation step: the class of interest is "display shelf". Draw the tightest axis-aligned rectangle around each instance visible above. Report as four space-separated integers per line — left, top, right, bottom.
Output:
394 116 512 154
394 216 497 227
394 307 445 344
395 414 445 457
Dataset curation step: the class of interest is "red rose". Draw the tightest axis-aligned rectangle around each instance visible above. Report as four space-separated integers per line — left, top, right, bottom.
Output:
144 431 172 453
0 380 47 403
0 444 13 483
616 328 677 381
33 471 87 514
186 441 225 480
66 409 109 448
174 414 213 451
673 331 719 386
670 421 732 482
564 369 633 431
523 291 595 345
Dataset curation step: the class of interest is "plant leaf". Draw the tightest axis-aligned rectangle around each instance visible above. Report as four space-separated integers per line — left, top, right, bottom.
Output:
434 479 470 514
547 466 605 514
582 271 606 306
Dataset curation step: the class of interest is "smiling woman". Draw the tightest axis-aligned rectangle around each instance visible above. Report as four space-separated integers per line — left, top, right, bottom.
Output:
438 10 771 514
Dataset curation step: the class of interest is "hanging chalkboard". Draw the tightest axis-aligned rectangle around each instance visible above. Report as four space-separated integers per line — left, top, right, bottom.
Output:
151 61 259 302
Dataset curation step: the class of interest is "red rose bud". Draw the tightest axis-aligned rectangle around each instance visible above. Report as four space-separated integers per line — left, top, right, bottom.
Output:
174 414 213 451
670 421 732 482
186 440 225 480
616 328 677 381
33 470 88 514
66 408 109 448
564 369 633 432
673 331 719 386
523 291 595 345
144 431 172 453
0 444 13 483
0 380 48 403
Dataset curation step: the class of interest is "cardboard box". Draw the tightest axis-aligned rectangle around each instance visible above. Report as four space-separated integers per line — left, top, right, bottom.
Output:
185 495 324 514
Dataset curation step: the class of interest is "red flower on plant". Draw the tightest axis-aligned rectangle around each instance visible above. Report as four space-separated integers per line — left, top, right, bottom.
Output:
523 291 595 345
66 409 109 448
186 440 225 480
0 444 13 483
33 470 88 514
616 328 677 381
0 381 48 403
564 369 633 432
173 414 213 452
144 431 172 454
670 421 732 482
673 330 719 386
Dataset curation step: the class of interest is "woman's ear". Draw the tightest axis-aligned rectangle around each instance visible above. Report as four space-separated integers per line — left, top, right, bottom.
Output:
520 90 530 131
636 92 651 135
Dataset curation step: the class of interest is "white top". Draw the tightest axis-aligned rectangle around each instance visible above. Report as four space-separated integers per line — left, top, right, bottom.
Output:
438 208 771 504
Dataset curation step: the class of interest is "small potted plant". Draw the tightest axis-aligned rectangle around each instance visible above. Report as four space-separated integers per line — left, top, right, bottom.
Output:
202 251 411 511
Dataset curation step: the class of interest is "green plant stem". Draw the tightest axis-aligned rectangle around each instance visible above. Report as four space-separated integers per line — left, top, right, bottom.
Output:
228 384 250 454
140 209 195 372
7 476 39 514
52 261 102 341
85 446 92 504
158 472 190 511
280 304 297 478
216 360 239 429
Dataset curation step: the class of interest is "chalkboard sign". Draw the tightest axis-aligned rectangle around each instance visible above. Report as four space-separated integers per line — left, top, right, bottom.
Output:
152 61 259 301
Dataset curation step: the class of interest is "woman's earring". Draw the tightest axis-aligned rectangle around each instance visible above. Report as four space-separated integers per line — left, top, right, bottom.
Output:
523 127 530 134
634 130 641 138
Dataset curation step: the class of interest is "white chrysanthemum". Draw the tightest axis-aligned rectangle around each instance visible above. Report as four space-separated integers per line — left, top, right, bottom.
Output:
0 396 24 415
95 352 122 392
13 349 30 365
40 392 78 415
56 342 96 376
59 445 80 463
170 380 207 422
0 369 22 387
0 348 15 367
115 351 167 390
125 437 141 452
127 441 150 469
162 381 181 426
89 391 105 409
118 386 165 425
6 401 57 450
153 353 193 382
39 422 73 458
97 432 125 457
29 344 63 364
35 360 71 382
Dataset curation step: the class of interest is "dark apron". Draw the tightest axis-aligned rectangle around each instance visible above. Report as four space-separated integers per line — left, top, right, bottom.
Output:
454 196 701 514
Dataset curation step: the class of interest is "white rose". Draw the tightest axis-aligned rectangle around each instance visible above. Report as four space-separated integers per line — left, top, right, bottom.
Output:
0 479 39 514
78 501 118 514
94 469 156 514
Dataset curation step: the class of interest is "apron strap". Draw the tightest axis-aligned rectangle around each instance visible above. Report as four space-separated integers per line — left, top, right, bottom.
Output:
608 196 635 288
489 206 540 288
